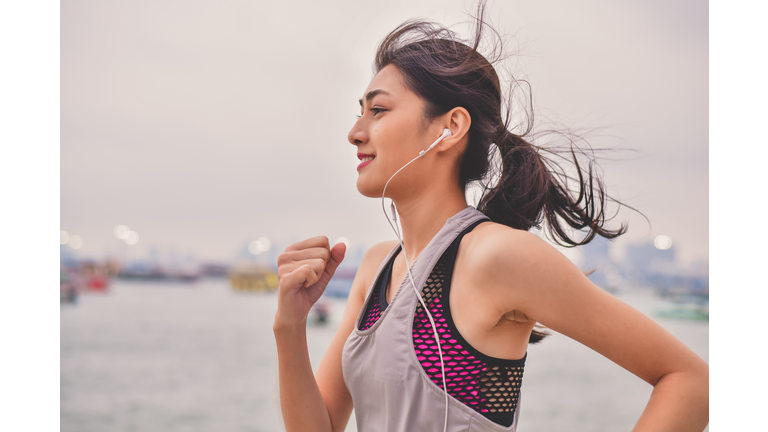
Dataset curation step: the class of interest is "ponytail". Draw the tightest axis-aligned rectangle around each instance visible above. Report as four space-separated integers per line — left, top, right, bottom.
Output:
478 129 627 247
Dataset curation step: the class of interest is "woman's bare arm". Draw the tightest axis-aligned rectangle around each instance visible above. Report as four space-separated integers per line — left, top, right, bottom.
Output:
470 225 708 431
273 239 396 432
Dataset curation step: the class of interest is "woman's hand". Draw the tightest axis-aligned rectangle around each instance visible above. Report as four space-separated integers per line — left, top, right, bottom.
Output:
273 240 393 432
275 236 346 329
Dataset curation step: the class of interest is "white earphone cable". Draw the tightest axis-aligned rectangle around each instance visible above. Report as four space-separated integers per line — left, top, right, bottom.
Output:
379 132 450 432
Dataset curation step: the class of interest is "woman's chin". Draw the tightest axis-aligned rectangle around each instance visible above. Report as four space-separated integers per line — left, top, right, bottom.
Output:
356 177 383 198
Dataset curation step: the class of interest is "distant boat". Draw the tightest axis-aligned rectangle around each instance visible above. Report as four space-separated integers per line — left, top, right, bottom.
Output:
80 262 110 292
117 265 166 281
60 262 110 295
308 301 330 326
655 305 709 321
654 292 709 322
60 270 78 303
199 263 231 278
229 263 278 292
117 264 199 283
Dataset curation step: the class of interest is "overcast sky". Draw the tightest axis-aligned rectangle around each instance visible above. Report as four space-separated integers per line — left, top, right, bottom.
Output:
61 0 708 265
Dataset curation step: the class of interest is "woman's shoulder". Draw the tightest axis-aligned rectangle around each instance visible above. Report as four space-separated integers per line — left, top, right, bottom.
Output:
462 221 574 283
467 222 551 258
362 240 400 267
349 240 400 295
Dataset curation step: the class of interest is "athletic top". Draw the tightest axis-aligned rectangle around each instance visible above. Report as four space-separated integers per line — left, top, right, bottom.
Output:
342 207 526 432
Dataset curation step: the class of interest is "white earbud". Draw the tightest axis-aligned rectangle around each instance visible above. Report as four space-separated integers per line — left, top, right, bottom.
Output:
419 128 453 157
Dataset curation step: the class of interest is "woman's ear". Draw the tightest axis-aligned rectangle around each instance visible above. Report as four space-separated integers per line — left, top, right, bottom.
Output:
436 107 471 152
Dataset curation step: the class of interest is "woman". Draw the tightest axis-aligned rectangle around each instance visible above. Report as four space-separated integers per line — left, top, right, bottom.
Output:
273 7 709 432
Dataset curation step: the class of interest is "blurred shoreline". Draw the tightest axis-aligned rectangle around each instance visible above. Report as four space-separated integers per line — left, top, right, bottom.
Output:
61 230 708 311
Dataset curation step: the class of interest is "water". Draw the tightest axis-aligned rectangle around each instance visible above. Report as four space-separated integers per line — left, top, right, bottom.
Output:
61 280 708 431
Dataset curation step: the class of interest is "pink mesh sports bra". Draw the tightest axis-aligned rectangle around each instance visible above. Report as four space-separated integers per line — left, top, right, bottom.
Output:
358 219 526 427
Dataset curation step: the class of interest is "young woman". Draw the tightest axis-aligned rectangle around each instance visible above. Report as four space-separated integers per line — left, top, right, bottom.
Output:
273 8 709 432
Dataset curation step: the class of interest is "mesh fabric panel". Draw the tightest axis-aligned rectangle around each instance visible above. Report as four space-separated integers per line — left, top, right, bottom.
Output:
359 250 396 331
412 253 525 426
359 282 384 331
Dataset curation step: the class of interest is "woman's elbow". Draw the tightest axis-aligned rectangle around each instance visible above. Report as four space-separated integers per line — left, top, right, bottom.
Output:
655 361 709 417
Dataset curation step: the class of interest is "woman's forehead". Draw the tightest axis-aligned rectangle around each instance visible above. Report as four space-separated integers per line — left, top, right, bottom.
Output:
363 65 410 100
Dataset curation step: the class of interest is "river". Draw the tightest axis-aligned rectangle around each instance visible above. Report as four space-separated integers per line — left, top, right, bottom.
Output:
61 279 708 431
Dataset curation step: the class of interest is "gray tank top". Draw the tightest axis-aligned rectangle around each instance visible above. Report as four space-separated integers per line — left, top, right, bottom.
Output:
342 207 523 432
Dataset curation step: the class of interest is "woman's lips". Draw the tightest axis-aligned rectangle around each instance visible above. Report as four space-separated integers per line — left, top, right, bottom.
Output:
357 153 375 170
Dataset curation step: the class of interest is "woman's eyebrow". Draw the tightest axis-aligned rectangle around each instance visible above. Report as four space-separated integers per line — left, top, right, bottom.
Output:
359 89 391 106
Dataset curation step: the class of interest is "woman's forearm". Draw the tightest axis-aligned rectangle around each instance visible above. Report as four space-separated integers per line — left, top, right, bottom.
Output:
274 321 333 432
633 366 709 432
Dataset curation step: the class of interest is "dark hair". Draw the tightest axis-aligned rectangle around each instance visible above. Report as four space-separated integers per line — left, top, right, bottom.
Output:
374 3 630 343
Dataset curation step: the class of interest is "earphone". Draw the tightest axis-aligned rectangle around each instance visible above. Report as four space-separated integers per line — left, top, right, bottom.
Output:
419 128 452 157
380 127 452 432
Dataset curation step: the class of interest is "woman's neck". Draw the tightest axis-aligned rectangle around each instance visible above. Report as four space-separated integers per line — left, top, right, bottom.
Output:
391 184 468 262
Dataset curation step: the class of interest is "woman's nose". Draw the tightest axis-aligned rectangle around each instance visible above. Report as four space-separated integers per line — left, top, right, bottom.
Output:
348 120 368 146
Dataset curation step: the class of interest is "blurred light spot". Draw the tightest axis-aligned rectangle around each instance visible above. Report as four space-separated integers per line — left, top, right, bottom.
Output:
335 237 351 249
248 238 271 255
654 235 672 250
256 237 271 252
604 265 619 280
248 240 268 255
60 230 69 245
125 231 139 245
69 235 83 249
114 225 130 240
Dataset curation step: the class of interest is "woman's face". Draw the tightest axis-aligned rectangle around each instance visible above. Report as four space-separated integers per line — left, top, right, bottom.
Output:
348 65 442 198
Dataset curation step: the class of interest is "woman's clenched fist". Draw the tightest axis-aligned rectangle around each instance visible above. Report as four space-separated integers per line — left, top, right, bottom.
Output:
274 236 346 329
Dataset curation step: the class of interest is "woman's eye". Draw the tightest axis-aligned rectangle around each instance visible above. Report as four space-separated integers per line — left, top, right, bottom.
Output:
356 108 386 119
